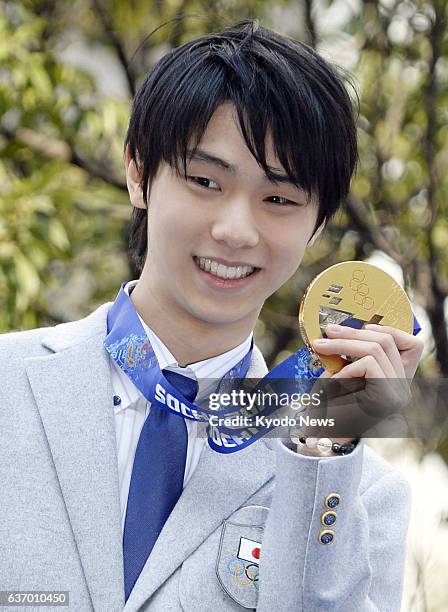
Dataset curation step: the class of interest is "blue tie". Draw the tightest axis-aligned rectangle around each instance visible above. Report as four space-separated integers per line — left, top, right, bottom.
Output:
123 370 198 601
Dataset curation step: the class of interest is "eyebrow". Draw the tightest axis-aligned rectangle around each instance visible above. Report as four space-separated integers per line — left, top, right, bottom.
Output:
186 147 302 188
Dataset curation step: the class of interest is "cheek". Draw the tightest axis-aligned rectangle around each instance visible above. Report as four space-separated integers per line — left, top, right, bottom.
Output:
148 199 185 244
268 213 316 273
269 233 308 277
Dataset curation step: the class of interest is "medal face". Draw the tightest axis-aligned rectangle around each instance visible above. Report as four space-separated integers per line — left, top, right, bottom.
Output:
298 261 414 373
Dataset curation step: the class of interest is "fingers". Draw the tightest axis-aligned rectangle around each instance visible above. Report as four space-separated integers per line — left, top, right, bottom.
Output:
328 324 405 377
364 323 424 378
364 323 421 351
331 354 385 379
312 324 412 378
313 333 398 378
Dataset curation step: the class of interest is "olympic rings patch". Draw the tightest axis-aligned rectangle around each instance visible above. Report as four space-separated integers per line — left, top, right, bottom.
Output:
227 557 259 590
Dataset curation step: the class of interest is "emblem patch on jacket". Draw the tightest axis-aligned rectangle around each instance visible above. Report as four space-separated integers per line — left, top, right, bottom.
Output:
216 507 268 609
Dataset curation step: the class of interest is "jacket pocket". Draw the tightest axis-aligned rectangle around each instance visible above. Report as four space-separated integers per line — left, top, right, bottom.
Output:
179 505 268 611
215 505 268 610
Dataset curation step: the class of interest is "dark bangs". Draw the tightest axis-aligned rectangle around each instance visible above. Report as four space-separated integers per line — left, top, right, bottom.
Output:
126 20 358 273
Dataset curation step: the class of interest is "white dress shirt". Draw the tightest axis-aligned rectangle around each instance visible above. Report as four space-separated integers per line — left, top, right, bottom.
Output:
109 280 253 532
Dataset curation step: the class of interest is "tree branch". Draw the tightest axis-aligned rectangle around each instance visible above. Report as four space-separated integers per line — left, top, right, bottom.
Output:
304 0 317 48
91 0 136 97
345 195 416 266
1 126 126 191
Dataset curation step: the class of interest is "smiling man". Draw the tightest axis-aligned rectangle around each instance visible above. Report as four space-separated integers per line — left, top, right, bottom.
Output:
0 20 423 612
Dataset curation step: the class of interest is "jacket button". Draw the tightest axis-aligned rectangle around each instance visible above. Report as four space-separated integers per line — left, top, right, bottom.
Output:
325 493 340 509
321 510 337 526
318 530 335 545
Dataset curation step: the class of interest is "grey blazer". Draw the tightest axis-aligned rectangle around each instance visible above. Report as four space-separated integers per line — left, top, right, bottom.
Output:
0 303 411 612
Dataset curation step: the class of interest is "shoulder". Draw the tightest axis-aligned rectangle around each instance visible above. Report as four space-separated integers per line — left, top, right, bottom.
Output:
0 301 112 374
0 325 56 416
0 325 54 364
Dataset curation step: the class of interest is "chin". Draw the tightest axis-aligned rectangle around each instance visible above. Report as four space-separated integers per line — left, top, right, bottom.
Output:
189 304 251 326
194 310 242 326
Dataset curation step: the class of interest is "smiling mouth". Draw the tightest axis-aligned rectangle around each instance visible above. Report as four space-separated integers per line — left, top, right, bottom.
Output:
193 256 260 280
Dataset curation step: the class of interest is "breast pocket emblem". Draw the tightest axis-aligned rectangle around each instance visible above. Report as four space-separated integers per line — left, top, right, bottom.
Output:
216 521 264 609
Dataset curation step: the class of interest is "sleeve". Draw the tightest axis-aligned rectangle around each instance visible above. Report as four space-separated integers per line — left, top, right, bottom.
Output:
256 439 411 612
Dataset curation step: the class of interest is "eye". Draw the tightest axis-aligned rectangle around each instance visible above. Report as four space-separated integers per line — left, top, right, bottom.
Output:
265 195 299 206
187 176 220 190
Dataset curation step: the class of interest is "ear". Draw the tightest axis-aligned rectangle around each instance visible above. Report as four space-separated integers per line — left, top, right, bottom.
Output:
308 220 325 246
124 144 146 210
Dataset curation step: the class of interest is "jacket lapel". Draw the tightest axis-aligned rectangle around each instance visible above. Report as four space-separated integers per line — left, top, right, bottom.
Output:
24 303 125 612
125 437 274 611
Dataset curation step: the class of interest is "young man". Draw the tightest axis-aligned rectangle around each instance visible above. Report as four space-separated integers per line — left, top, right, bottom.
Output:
0 20 423 611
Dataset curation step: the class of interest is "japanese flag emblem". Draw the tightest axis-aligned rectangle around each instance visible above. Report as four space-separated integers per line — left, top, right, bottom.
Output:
237 537 262 565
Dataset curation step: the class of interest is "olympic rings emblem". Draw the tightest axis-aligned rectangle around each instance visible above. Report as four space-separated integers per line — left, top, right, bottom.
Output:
349 270 374 310
226 558 259 590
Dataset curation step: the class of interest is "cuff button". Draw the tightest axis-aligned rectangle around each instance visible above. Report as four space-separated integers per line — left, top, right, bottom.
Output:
321 511 337 526
319 530 335 545
325 493 340 509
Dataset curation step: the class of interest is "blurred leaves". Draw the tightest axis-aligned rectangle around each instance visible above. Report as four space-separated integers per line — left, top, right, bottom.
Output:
0 0 130 330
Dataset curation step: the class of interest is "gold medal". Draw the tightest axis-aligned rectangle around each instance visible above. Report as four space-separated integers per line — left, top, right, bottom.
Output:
298 261 414 373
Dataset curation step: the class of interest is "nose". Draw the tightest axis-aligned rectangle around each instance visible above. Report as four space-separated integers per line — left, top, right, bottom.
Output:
210 198 259 249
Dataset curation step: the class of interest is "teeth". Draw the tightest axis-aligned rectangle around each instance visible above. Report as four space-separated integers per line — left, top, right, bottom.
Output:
196 257 255 279
216 264 226 278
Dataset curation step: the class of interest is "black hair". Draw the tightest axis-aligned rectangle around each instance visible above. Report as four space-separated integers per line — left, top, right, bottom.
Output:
126 19 358 273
